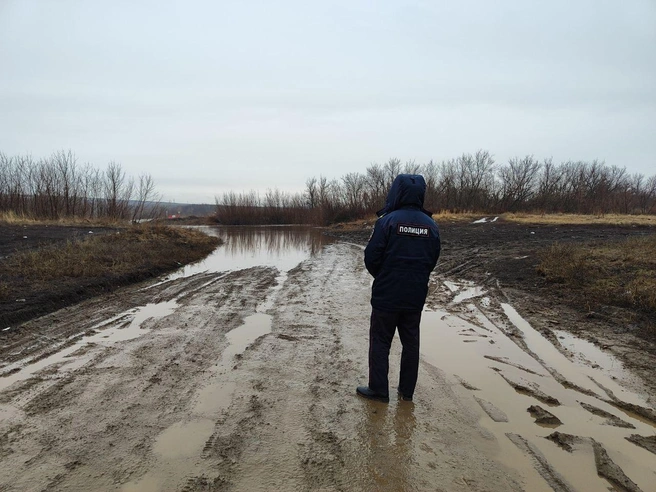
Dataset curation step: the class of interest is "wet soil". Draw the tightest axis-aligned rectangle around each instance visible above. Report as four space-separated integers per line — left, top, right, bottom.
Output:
1 224 656 491
0 224 119 328
0 225 216 328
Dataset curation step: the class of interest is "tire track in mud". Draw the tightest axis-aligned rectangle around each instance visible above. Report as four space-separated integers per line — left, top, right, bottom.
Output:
0 267 278 491
421 279 656 491
183 244 522 492
3 230 655 491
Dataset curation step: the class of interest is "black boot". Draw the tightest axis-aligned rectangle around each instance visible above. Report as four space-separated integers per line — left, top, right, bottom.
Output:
356 386 389 403
397 389 413 402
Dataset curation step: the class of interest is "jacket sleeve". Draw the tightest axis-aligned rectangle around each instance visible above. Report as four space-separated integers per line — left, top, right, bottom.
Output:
364 219 388 278
430 226 441 271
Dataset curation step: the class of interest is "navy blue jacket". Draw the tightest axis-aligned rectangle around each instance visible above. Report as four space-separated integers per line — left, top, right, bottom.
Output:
364 174 441 312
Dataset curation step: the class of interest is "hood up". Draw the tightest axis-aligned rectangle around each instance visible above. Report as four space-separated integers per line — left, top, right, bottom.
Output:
376 174 432 218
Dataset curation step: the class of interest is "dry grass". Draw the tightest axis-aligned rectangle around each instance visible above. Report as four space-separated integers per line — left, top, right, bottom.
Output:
538 236 656 316
330 211 482 230
503 213 656 226
0 210 126 227
432 211 483 223
0 225 221 288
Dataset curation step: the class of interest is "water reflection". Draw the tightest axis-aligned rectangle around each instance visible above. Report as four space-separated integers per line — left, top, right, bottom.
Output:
172 226 335 278
219 226 331 259
358 402 416 491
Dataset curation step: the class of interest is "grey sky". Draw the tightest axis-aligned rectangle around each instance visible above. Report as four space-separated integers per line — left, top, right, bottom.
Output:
1 0 655 203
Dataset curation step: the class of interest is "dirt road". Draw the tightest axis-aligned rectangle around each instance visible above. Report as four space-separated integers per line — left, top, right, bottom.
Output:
1 226 655 491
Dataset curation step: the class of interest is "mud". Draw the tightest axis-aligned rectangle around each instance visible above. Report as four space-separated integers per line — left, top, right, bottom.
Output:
506 433 574 492
1 224 656 491
498 372 561 406
592 440 643 492
545 432 580 453
580 401 636 429
528 405 562 427
626 434 656 455
475 396 509 423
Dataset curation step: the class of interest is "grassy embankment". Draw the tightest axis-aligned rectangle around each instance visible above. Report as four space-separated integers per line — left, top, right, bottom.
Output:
1 225 220 283
0 225 221 325
0 210 124 226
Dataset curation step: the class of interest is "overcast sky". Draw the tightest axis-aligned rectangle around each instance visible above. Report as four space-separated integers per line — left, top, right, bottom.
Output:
1 0 655 203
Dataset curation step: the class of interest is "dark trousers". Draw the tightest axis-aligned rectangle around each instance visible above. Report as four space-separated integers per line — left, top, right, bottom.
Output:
368 308 422 398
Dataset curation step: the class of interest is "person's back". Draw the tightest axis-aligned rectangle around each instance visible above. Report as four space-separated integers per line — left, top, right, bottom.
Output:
358 174 440 403
365 174 441 312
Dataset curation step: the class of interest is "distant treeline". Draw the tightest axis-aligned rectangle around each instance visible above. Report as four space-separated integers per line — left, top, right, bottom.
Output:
0 151 161 221
215 151 656 225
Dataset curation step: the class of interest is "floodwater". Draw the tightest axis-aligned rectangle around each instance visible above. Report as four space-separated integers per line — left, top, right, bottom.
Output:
2 225 655 491
158 225 334 281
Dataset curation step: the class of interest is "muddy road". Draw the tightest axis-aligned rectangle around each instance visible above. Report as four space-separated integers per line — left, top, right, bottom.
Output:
1 226 655 491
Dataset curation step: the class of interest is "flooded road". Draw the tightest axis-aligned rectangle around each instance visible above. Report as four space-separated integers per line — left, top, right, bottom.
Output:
1 226 655 491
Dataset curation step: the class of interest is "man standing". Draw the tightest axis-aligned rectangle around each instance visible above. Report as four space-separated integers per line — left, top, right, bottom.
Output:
358 174 441 403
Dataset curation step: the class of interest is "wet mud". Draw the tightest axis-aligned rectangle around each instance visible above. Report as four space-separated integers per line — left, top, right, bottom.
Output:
528 405 562 427
580 401 636 429
592 440 643 492
1 224 656 491
626 434 656 456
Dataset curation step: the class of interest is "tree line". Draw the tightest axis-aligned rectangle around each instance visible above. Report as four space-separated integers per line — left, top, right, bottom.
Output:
3 149 654 225
0 151 160 221
214 151 656 225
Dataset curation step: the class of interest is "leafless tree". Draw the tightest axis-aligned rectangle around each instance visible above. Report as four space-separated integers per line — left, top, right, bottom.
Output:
498 156 541 211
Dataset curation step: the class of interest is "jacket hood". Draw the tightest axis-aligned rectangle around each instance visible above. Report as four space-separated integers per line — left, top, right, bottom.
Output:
376 174 431 218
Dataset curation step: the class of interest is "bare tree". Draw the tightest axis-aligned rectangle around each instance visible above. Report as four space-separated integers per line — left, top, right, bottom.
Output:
131 173 159 222
305 177 318 209
498 156 541 211
342 172 367 216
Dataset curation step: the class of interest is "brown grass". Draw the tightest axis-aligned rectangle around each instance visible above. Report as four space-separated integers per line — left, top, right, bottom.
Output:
538 236 656 317
0 225 221 290
503 213 656 226
432 211 483 223
0 210 128 227
330 211 483 230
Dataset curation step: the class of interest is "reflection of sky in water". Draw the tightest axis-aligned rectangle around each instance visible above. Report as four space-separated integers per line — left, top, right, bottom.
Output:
176 226 335 276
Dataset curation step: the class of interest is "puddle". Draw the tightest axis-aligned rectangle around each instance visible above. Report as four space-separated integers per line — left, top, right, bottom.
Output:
472 216 498 224
126 246 282 491
153 419 216 459
222 313 271 362
0 301 178 392
453 286 486 304
443 280 459 292
95 301 178 343
501 304 647 407
554 330 623 375
420 307 656 492
443 280 486 304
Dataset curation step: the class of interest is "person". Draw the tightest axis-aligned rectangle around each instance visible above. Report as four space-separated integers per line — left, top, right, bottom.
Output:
357 174 441 403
